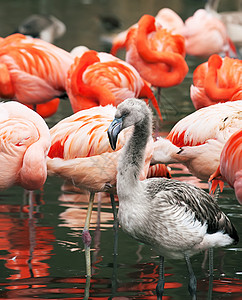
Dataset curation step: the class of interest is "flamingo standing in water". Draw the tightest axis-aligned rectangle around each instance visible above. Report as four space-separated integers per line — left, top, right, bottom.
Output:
151 101 242 185
209 129 242 204
124 14 188 89
47 103 169 277
66 49 162 120
107 98 239 299
0 101 50 190
0 33 74 105
190 54 242 110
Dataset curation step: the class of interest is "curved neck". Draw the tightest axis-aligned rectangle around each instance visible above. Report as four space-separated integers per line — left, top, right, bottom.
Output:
118 114 152 188
136 15 188 87
68 51 116 111
204 55 238 101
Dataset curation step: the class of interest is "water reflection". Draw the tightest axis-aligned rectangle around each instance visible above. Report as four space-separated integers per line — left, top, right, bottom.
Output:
0 192 55 291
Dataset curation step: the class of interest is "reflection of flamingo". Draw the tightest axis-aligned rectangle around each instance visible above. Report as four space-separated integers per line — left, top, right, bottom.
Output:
108 98 239 299
209 129 242 204
0 33 74 105
66 49 162 120
151 101 242 182
0 191 55 283
0 101 50 191
190 54 242 109
178 9 237 57
125 14 188 88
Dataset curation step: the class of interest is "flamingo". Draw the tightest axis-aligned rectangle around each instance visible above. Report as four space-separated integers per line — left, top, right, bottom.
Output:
0 33 74 105
151 101 242 183
25 98 60 119
209 129 242 204
205 0 242 57
47 104 167 277
190 54 242 110
65 49 162 120
0 101 50 191
124 14 188 89
110 8 184 56
177 9 237 58
107 97 239 299
13 14 66 43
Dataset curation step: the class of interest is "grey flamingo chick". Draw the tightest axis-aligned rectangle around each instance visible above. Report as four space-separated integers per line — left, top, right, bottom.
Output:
107 98 239 299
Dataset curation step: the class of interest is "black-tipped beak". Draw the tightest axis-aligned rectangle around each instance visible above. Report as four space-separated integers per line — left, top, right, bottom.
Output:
107 117 123 150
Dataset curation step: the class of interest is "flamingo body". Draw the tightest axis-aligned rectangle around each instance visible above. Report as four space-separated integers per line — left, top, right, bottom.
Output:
110 8 184 56
125 14 188 88
0 34 74 105
210 129 242 204
179 9 236 57
0 101 51 190
152 101 242 181
66 49 162 119
47 104 155 191
191 54 242 109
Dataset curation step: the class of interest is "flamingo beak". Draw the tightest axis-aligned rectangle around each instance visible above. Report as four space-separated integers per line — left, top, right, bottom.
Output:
107 117 123 150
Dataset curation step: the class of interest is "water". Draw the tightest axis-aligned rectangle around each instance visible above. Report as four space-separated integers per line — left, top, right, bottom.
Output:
0 0 241 299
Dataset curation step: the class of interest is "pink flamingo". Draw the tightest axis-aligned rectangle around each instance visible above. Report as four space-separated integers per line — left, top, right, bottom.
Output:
25 98 60 119
124 14 188 89
0 101 50 191
47 103 169 277
0 33 74 105
110 8 184 56
190 54 242 110
151 101 242 183
209 129 242 204
178 9 237 57
66 49 162 120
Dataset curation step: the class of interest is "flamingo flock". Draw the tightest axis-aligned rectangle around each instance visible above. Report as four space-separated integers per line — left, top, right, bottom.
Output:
0 4 241 300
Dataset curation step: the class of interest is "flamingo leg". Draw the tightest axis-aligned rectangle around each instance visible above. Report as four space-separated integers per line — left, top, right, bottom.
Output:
110 193 119 255
156 255 165 300
109 193 119 296
207 248 214 300
184 253 197 300
82 191 95 277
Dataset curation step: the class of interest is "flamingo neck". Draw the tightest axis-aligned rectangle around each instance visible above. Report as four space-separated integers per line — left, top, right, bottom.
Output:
68 51 116 111
204 54 238 101
117 112 152 191
135 15 188 87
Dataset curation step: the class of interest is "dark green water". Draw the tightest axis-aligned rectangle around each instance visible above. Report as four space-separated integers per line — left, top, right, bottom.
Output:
0 0 241 299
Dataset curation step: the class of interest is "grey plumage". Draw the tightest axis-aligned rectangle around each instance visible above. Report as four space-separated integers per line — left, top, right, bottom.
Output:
107 97 239 299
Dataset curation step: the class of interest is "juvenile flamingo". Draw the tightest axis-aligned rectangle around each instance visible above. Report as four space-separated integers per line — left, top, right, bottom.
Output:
107 98 239 299
47 104 169 277
0 101 50 191
66 49 162 119
151 101 242 182
209 129 242 204
124 14 188 89
190 54 242 110
0 33 74 105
